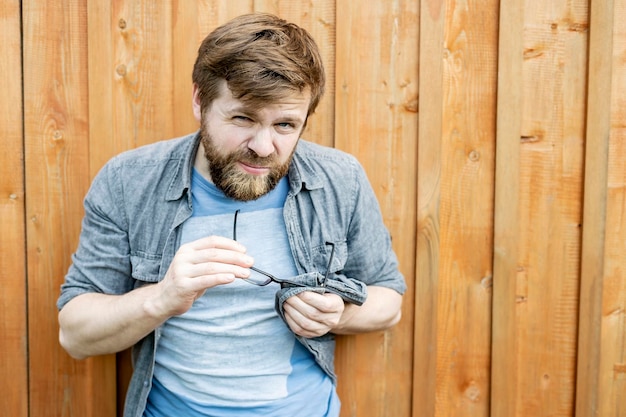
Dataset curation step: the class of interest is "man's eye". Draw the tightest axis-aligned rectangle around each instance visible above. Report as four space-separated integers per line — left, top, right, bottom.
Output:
234 115 252 122
277 122 295 129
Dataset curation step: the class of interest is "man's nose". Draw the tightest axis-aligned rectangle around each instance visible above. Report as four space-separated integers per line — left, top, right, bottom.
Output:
247 127 274 157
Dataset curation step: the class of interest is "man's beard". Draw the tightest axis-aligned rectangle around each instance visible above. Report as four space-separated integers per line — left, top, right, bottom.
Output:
199 127 294 202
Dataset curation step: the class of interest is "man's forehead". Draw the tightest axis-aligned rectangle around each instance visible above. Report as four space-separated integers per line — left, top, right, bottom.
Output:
218 85 310 116
219 80 309 105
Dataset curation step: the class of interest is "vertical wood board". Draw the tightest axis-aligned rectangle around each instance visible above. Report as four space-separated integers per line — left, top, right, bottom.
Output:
435 0 499 415
23 1 116 416
575 0 614 414
413 0 444 415
491 0 524 414
516 0 587 415
0 0 28 415
334 1 418 416
595 0 626 415
172 0 200 136
89 0 177 176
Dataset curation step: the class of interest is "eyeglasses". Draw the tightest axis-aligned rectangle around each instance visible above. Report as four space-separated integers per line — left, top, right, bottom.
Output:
232 210 335 287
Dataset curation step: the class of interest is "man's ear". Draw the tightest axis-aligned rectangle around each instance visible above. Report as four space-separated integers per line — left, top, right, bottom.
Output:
192 84 202 123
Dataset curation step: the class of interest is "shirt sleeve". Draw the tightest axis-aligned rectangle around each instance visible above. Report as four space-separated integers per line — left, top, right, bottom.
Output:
343 161 407 295
57 160 135 310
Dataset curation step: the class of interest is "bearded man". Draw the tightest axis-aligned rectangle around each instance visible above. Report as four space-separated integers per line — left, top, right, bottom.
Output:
57 13 405 417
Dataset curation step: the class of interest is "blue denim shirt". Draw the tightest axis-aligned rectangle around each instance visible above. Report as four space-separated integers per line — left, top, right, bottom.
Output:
57 132 406 417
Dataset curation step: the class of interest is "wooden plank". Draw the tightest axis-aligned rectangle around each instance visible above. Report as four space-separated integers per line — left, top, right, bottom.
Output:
335 2 418 416
89 0 176 175
172 0 200 136
413 0 444 415
599 162 626 410
490 0 524 415
598 1 626 414
196 0 254 38
514 1 588 416
116 0 174 148
23 1 116 416
435 0 499 415
575 0 619 415
87 0 114 177
0 0 28 416
574 0 612 406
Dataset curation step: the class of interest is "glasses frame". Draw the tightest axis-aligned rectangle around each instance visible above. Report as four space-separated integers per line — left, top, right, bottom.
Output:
233 210 336 287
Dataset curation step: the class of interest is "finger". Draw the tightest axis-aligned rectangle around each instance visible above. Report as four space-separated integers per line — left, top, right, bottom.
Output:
187 259 252 279
296 291 344 314
189 273 237 290
181 246 253 267
284 294 323 320
184 235 248 253
283 304 328 338
284 296 339 329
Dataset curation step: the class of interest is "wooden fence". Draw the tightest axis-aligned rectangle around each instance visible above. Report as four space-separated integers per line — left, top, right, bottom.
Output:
1 0 624 416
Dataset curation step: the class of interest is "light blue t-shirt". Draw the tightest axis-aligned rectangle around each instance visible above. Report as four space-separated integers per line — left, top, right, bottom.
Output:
145 170 340 417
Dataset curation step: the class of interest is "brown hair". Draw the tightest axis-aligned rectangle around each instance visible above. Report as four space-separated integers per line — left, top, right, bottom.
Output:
192 13 325 116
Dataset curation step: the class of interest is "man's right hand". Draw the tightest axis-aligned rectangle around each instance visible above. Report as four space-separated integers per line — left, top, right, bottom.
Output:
151 235 253 317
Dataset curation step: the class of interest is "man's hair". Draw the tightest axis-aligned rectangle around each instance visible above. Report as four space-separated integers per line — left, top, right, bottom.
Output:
192 13 325 116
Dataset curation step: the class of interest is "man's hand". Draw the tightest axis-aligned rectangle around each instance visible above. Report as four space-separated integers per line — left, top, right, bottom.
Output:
153 236 254 317
282 286 403 339
282 291 345 338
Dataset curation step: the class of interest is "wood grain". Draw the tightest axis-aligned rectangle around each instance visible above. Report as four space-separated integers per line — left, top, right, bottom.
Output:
0 1 28 415
514 1 588 415
436 0 498 415
334 1 417 416
23 1 116 416
598 2 626 415
491 0 524 414
4 1 626 416
413 0 445 415
576 0 624 416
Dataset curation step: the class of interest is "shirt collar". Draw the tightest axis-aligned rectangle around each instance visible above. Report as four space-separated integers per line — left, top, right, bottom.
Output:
288 140 324 192
165 131 201 202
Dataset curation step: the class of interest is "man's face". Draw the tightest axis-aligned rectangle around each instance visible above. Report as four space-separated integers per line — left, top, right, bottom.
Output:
193 81 310 201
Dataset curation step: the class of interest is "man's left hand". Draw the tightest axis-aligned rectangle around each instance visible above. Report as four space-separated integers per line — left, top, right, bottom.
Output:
282 291 345 338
